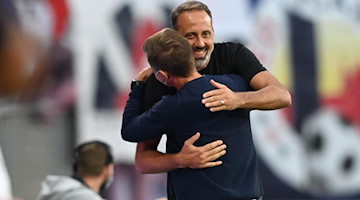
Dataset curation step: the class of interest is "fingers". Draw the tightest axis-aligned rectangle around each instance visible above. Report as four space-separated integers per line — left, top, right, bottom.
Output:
202 139 224 151
202 97 225 109
197 145 226 168
203 160 223 168
203 80 226 98
210 79 226 89
203 143 227 161
201 89 225 107
203 88 221 100
208 106 224 112
200 141 227 164
202 96 228 112
184 132 200 146
202 80 238 112
181 133 227 169
202 80 227 109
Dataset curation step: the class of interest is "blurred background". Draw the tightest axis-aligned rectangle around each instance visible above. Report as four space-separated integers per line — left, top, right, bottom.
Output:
1 0 360 199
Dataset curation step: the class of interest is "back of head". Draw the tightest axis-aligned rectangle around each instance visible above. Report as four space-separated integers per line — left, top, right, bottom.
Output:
142 28 195 77
73 141 113 177
171 1 212 30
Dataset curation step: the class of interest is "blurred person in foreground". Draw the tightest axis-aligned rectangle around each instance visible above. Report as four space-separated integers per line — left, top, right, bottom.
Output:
0 0 47 199
37 141 114 200
0 146 12 200
133 1 291 199
0 4 47 99
122 28 260 199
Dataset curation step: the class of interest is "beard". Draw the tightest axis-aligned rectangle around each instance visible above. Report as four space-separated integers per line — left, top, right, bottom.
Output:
193 45 214 70
195 55 209 69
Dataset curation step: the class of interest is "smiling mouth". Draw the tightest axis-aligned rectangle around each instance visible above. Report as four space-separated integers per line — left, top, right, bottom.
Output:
193 49 207 59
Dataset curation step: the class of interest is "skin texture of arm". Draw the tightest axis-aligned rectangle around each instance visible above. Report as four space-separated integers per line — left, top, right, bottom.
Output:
135 133 226 174
202 71 292 111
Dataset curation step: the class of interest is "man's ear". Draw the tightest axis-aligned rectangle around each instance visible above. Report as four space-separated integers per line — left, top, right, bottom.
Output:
103 164 114 178
108 164 114 176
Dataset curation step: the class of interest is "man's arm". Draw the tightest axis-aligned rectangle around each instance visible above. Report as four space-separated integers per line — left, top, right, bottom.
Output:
202 71 291 111
135 133 227 174
121 85 163 142
132 67 227 173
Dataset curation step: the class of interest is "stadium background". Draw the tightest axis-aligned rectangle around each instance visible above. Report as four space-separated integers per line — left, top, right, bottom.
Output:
1 0 360 199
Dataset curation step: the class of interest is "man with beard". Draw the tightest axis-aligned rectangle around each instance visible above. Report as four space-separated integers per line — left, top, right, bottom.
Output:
123 28 262 199
132 1 291 199
37 141 114 200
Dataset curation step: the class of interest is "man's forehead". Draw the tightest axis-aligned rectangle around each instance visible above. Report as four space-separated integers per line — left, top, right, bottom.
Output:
177 11 213 32
178 10 212 23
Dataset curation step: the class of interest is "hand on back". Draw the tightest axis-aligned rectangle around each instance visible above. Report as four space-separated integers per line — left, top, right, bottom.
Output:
176 132 226 169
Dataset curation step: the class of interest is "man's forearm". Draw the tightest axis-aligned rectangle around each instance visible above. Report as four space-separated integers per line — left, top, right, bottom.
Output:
237 84 291 110
201 71 291 112
135 133 226 174
135 141 181 174
135 151 181 174
243 70 292 110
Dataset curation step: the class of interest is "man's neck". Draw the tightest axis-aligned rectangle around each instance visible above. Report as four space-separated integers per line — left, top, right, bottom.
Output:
174 71 203 90
82 176 103 193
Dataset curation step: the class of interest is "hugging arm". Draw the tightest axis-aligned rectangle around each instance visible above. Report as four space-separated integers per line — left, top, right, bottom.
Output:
202 71 291 111
135 133 227 174
121 83 169 142
202 44 291 112
131 67 227 173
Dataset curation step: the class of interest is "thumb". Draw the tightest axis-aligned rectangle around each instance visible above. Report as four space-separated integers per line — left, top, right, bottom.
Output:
185 132 200 145
210 79 226 89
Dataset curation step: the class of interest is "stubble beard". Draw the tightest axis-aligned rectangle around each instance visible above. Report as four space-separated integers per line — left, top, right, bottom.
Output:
195 46 213 71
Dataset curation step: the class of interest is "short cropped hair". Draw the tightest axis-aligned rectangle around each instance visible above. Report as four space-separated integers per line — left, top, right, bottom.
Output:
143 28 195 77
171 1 212 30
73 141 113 176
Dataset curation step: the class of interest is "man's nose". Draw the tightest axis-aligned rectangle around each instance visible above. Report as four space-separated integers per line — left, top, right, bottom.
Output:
194 37 205 48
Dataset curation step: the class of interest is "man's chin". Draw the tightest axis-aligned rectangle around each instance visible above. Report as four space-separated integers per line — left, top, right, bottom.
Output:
195 59 207 70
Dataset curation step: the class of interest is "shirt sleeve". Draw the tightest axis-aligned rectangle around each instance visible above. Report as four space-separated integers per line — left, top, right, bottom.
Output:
121 86 173 142
232 43 266 83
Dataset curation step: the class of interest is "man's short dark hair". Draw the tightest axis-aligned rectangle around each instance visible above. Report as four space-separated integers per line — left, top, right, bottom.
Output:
170 1 213 30
73 141 113 176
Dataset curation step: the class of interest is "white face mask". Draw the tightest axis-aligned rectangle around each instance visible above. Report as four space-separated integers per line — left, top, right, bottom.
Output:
154 70 171 87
